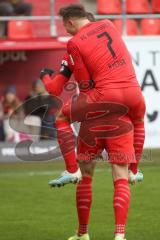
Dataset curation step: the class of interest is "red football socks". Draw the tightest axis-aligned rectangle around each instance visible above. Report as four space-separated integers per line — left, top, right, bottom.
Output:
76 176 92 236
55 119 78 173
113 179 130 236
129 121 145 174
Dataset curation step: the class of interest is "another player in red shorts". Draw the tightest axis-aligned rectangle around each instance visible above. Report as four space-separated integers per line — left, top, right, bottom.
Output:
57 4 146 240
40 13 96 187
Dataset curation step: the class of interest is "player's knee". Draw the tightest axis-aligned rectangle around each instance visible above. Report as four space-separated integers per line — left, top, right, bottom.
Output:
112 164 128 181
79 161 96 177
136 118 144 123
139 118 144 122
133 117 144 124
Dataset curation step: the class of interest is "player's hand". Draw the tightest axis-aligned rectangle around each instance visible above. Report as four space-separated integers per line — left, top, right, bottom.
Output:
40 68 54 80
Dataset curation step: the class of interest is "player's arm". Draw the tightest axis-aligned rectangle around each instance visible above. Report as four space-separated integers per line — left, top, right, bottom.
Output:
40 71 69 96
67 40 91 83
40 54 73 96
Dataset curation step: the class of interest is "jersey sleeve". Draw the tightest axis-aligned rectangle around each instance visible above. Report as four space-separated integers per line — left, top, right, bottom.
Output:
42 73 69 96
42 53 73 96
59 53 73 78
67 40 91 82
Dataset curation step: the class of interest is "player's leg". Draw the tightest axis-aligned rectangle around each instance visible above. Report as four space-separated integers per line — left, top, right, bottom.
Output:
49 111 81 187
128 119 145 183
98 86 145 184
49 90 98 188
112 164 130 240
126 88 146 183
105 121 134 240
68 129 103 240
68 160 96 240
55 116 78 173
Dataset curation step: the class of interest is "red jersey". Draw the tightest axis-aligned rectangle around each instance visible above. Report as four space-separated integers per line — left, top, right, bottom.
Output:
61 53 92 91
43 51 92 98
67 20 140 90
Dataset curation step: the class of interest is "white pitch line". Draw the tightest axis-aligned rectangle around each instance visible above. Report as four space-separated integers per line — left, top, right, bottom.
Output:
0 168 111 177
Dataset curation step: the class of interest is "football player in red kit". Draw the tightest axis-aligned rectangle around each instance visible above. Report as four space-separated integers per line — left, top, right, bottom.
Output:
41 12 143 188
41 51 144 187
40 12 96 187
56 4 146 240
40 53 84 186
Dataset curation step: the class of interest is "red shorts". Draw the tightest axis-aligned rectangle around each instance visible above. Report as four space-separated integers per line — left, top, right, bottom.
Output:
77 127 135 164
63 86 145 164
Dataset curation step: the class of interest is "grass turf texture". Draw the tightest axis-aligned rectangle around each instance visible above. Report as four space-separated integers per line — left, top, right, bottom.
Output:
0 149 160 240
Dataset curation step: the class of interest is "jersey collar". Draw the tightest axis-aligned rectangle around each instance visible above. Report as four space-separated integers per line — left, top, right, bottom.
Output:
78 22 92 33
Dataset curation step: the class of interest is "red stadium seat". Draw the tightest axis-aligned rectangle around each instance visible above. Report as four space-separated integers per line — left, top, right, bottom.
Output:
114 19 139 35
26 0 50 37
97 0 121 14
22 0 81 37
152 0 160 13
27 0 49 15
126 0 150 13
8 20 34 39
141 19 160 35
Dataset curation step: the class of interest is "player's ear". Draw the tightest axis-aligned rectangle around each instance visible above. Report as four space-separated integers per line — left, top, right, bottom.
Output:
68 18 74 27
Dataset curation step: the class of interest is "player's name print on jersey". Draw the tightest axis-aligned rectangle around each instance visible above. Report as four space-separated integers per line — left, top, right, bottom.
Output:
108 59 126 70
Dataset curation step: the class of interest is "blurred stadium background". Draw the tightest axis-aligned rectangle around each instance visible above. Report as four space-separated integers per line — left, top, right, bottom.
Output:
0 0 160 240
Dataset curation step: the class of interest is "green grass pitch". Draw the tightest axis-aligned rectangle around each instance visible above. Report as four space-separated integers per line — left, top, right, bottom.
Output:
0 149 160 240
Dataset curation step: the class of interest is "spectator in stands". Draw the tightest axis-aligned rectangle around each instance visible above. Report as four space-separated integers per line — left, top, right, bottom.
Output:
0 0 32 16
0 0 32 36
1 85 26 142
0 101 5 141
24 79 57 140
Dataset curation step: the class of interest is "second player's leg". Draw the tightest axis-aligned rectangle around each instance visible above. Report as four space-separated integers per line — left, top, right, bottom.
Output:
68 127 102 240
55 115 78 173
127 88 146 183
112 164 130 240
68 160 96 240
49 110 81 187
105 119 134 240
112 164 128 181
128 119 145 183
